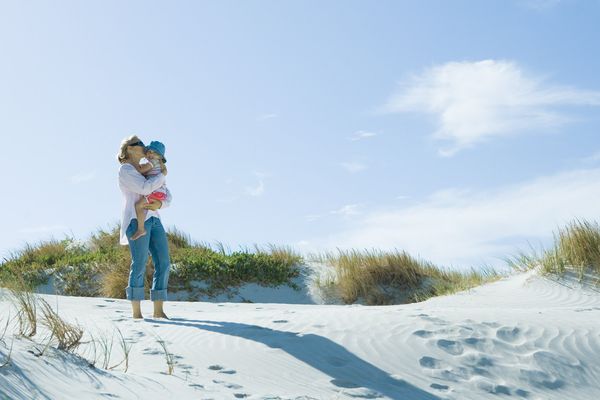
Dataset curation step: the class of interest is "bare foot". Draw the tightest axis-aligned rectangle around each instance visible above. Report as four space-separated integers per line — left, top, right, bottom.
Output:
131 230 147 241
133 313 144 319
153 313 169 319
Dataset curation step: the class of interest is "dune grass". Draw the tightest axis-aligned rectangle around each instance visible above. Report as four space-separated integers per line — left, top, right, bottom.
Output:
0 225 303 300
313 249 500 305
506 219 600 283
6 219 600 306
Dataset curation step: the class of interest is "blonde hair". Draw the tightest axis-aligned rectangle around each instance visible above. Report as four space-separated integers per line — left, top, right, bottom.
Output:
117 135 142 164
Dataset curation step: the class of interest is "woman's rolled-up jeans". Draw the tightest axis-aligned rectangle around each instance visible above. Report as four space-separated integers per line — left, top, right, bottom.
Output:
125 216 170 301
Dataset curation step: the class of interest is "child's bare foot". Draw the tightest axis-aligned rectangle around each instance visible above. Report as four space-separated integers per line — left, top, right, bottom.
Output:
131 230 146 241
133 312 143 319
152 312 169 319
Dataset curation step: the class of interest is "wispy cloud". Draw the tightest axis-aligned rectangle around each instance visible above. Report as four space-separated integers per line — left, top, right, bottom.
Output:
304 214 322 222
322 167 600 268
19 225 69 234
349 130 378 141
256 113 278 122
245 172 267 197
381 60 600 156
581 150 600 165
331 204 360 217
70 171 96 184
340 162 367 173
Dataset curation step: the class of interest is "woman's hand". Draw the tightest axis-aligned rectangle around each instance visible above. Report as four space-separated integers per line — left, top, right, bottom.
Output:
143 200 162 211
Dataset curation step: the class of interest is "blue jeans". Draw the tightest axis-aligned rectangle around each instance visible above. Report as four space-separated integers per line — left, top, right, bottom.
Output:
125 217 170 301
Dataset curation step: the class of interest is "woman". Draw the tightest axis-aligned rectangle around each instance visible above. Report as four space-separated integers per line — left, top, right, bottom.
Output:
117 135 172 319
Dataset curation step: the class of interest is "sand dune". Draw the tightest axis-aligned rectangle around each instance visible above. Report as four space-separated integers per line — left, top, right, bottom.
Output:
1 269 600 399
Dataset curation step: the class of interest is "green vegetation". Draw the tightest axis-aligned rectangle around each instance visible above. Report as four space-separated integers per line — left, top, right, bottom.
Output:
507 219 600 282
313 249 499 305
0 225 302 300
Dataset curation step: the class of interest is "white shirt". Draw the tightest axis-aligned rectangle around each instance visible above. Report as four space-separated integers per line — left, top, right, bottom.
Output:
118 163 172 245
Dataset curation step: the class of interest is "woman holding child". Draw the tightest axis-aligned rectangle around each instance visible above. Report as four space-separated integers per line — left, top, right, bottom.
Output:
117 135 172 319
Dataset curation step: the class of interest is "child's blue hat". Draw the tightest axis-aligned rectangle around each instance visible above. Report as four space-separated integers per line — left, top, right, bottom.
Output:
146 141 166 163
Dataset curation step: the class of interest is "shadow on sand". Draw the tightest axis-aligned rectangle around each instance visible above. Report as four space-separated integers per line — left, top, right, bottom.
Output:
153 318 439 399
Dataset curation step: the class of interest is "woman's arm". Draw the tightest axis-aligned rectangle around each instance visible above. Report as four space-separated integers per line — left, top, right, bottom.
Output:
119 164 165 196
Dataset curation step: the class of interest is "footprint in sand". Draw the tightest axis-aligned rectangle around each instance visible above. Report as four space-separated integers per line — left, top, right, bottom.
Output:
188 383 204 390
95 304 108 308
419 356 443 369
208 365 224 371
330 379 361 389
417 314 449 325
430 383 449 391
437 339 464 355
233 394 249 399
219 369 237 374
104 299 116 303
496 326 521 343
412 329 434 338
212 379 243 389
142 348 162 355
272 320 288 324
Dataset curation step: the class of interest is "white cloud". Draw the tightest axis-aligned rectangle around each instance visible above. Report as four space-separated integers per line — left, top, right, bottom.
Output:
581 150 600 165
245 172 267 197
321 167 600 268
256 113 278 122
70 171 96 184
331 204 360 217
19 225 69 234
340 162 367 173
304 214 322 222
349 130 378 141
246 180 264 197
382 60 600 156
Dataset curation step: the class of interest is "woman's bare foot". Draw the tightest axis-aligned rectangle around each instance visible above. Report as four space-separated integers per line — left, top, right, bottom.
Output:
132 301 143 319
131 230 147 241
153 300 168 319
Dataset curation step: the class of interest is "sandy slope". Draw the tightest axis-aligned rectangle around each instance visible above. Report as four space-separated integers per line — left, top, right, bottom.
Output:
1 270 600 400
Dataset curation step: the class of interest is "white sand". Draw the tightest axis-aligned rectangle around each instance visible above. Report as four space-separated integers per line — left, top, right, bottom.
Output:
1 270 600 399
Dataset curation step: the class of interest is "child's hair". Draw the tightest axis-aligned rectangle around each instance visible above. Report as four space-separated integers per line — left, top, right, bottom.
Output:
117 135 142 164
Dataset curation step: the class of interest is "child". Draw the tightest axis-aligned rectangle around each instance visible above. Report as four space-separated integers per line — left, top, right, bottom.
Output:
130 141 169 241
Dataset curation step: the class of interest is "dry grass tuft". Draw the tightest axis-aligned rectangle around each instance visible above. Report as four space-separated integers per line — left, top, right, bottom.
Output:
155 334 175 375
109 327 132 373
10 289 37 337
507 219 600 282
316 249 499 305
38 299 83 352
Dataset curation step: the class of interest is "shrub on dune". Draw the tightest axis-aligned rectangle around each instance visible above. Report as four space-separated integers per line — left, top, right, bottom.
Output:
508 219 600 281
0 226 303 300
316 249 499 305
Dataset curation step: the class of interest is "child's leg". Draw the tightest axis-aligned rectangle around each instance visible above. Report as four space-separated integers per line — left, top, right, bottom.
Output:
131 198 148 241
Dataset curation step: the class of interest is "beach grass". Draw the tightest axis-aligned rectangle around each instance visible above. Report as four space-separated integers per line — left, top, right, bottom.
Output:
0 225 303 300
506 219 600 282
312 249 500 305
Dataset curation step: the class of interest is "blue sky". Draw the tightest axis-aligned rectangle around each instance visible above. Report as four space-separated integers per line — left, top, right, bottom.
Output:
1 0 599 269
